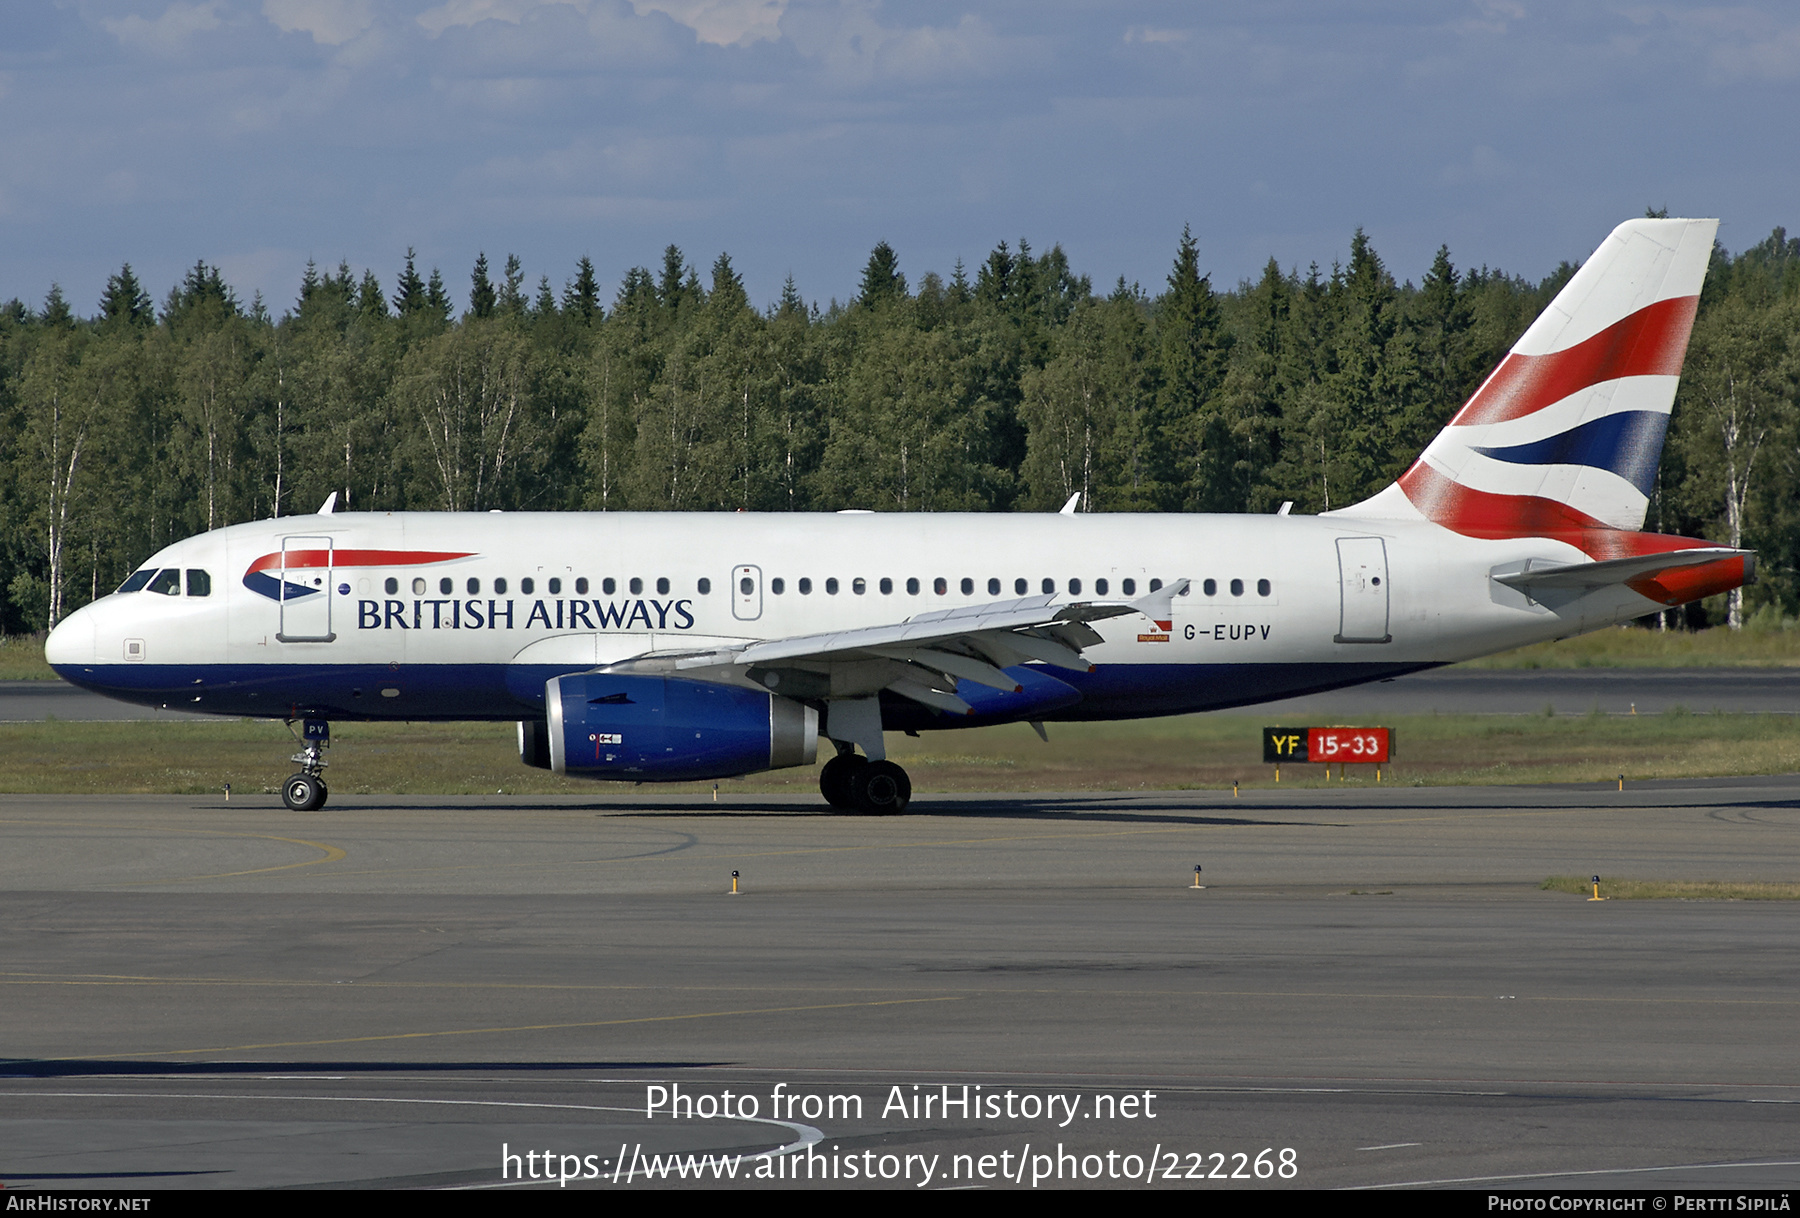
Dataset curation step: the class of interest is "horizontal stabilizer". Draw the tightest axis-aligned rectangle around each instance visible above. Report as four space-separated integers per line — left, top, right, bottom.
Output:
1494 548 1753 592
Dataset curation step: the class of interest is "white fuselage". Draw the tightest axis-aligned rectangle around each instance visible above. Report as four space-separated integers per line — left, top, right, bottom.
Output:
46 510 1644 725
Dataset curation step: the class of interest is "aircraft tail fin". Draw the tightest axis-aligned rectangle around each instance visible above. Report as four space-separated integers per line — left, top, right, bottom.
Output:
1334 217 1718 552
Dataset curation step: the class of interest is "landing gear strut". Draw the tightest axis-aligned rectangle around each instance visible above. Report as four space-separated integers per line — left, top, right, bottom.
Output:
282 718 330 811
819 745 910 814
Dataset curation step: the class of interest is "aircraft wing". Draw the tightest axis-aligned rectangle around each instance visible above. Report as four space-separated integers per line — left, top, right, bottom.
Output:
602 580 1189 716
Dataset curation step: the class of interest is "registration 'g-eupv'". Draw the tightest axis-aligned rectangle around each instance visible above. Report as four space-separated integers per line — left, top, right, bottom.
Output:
47 219 1751 813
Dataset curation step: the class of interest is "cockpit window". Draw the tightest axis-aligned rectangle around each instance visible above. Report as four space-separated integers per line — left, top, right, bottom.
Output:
185 569 211 597
148 569 182 596
116 569 156 594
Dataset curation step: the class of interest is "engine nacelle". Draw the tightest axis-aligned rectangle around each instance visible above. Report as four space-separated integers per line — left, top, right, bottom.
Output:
547 673 818 781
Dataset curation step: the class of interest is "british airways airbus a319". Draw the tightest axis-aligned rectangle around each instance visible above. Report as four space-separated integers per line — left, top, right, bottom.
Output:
45 219 1752 814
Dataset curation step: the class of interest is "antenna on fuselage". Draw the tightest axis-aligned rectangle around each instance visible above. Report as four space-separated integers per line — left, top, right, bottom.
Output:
317 492 338 515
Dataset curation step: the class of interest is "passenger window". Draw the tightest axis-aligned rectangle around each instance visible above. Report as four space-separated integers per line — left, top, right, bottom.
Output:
548 578 561 594
1203 579 1217 596
185 570 211 597
117 569 155 594
150 569 181 596
575 577 589 594
1041 578 1055 595
1069 578 1082 595
629 577 643 595
825 577 838 594
521 577 535 595
799 578 812 595
495 577 509 594
412 577 426 595
440 577 453 595
697 577 711 594
740 576 754 595
1149 579 1162 592
467 577 480 595
771 578 786 595
1015 578 1028 595
1095 578 1108 596
1122 578 1136 596
879 578 893 595
1258 578 1272 597
988 578 1000 595
385 577 399 595
1230 579 1244 596
906 578 920 595
603 578 616 595
656 577 670 595
933 578 947 595
960 578 973 595
852 578 866 595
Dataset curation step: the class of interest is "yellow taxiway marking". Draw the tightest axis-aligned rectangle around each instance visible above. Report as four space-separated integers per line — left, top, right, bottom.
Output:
40 996 964 1061
0 816 346 883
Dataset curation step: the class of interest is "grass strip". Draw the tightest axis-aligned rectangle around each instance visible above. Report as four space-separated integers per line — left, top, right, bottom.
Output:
3 710 1797 796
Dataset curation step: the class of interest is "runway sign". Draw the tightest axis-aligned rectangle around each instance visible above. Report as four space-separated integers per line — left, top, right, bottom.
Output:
1262 727 1392 764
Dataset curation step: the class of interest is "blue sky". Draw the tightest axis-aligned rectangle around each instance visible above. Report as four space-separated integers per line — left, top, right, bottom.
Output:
5 1 1797 316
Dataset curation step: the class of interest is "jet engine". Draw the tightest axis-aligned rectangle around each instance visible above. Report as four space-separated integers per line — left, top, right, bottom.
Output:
543 672 817 781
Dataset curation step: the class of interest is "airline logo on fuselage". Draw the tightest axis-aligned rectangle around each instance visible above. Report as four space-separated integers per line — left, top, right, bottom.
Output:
356 597 696 631
243 549 477 602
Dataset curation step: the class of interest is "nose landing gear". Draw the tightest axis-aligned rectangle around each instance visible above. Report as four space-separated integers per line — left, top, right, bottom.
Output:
282 718 330 811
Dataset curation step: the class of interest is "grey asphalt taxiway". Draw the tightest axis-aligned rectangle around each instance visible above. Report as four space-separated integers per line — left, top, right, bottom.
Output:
5 780 1800 1190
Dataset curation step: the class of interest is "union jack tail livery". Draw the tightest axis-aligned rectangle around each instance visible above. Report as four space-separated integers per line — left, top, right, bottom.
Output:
1341 218 1717 557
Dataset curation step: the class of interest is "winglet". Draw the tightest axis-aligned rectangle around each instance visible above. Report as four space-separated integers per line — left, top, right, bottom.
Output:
1128 578 1189 632
317 492 338 515
1059 492 1081 515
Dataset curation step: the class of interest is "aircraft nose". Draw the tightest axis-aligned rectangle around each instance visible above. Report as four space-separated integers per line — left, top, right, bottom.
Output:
44 604 98 671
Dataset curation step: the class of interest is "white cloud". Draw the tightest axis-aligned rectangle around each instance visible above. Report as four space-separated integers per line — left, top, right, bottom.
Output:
1124 26 1188 45
784 1 1023 87
262 0 376 46
417 0 585 38
101 2 223 53
631 0 787 46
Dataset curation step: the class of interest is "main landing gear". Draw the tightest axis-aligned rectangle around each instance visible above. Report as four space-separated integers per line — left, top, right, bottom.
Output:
819 747 911 815
282 718 330 812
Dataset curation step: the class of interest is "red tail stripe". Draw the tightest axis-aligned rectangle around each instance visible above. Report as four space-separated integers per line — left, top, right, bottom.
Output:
1399 463 1707 561
246 549 476 574
1447 295 1698 428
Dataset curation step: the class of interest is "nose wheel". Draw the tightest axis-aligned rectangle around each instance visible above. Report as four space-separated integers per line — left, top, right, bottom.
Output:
282 717 331 811
282 772 328 812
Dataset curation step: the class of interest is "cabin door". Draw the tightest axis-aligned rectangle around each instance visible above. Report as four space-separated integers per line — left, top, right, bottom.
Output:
1335 537 1390 643
278 536 336 642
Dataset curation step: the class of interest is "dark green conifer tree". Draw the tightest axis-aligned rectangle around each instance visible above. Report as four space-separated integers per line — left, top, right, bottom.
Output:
98 264 154 329
499 254 526 316
469 253 497 320
392 249 427 317
858 242 907 308
563 256 601 324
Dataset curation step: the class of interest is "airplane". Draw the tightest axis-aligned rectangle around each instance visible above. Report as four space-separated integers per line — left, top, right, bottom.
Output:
44 217 1751 814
